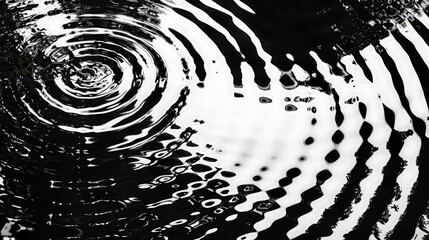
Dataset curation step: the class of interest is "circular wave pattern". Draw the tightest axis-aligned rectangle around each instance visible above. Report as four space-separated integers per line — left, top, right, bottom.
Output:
7 8 190 152
0 0 429 240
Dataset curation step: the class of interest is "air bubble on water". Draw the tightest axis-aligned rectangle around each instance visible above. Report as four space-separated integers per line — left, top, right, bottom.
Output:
259 96 272 103
332 130 344 144
304 137 314 145
285 104 297 111
225 214 238 221
286 53 294 61
311 118 317 125
325 149 340 163
252 176 262 181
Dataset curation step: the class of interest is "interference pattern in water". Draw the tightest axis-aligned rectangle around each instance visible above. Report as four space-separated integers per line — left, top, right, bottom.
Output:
1 0 429 239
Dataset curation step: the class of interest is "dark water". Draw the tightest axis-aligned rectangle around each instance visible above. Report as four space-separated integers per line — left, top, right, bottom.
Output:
1 0 429 239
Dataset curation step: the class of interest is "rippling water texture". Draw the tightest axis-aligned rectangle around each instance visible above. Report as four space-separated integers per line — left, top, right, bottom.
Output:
1 0 429 239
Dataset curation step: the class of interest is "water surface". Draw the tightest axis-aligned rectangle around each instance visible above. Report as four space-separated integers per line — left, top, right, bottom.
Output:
1 0 429 239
